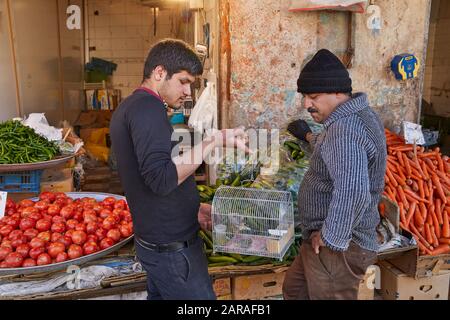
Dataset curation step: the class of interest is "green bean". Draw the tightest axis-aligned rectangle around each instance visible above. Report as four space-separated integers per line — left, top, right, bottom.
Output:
0 120 60 164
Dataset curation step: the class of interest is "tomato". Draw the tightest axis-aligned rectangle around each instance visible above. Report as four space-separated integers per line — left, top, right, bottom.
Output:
34 201 49 212
102 217 116 230
86 234 98 243
11 236 27 249
39 192 56 203
50 232 63 243
36 219 51 232
5 218 19 229
99 238 114 250
119 225 133 238
95 228 107 241
83 212 98 224
99 209 112 219
51 222 66 234
92 204 103 213
0 225 11 238
114 200 127 210
86 222 98 235
37 231 51 243
1 240 13 250
71 231 87 245
67 244 83 260
52 216 66 224
36 253 52 266
21 206 39 218
23 229 39 241
103 197 116 206
110 213 121 224
56 235 72 249
65 229 75 238
60 206 74 219
54 192 67 199
5 252 24 268
83 241 99 255
6 199 16 210
55 252 68 263
0 261 8 268
47 242 66 258
0 246 13 261
65 219 77 230
19 218 36 231
47 204 61 216
28 212 43 222
22 258 37 267
18 199 34 208
8 230 24 241
15 244 30 258
107 229 121 242
29 247 45 260
54 198 68 208
30 237 46 249
73 212 83 222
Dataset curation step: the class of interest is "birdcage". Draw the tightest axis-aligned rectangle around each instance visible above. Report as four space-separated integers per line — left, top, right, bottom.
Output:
211 186 295 260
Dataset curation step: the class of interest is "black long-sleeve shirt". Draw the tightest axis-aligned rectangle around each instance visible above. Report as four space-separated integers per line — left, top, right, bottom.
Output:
110 89 200 244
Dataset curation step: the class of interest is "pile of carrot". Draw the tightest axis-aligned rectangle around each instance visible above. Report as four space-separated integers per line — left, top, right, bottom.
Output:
382 129 450 256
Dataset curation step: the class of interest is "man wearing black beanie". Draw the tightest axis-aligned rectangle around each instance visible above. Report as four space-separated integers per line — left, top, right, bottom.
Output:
283 49 387 300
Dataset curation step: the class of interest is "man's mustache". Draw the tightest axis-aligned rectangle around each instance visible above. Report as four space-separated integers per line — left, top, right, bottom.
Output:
308 107 319 114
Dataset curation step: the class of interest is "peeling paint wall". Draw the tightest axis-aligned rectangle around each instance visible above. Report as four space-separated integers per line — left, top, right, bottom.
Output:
221 0 432 132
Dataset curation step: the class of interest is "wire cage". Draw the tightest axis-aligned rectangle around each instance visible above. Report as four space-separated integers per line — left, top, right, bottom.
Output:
211 186 295 260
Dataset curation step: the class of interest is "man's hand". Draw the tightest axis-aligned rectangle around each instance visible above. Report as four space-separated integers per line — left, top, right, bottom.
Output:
211 127 251 154
310 231 325 254
287 120 312 142
198 203 212 232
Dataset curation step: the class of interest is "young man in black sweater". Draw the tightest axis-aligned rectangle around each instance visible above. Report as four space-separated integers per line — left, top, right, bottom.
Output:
110 39 248 300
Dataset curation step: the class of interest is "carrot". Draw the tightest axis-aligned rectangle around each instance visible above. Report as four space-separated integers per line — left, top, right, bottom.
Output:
431 173 448 205
386 167 398 188
410 223 433 249
399 203 406 224
390 145 415 153
397 185 409 210
430 225 440 248
414 207 425 229
404 188 429 204
425 223 433 245
430 244 450 256
428 179 434 204
423 157 436 172
437 153 445 172
396 164 407 181
421 160 430 181
392 172 406 186
411 181 419 193
403 153 412 177
419 202 427 221
439 238 450 245
419 179 427 199
397 152 405 168
426 204 435 225
431 209 441 239
418 241 434 256
436 170 450 186
405 202 417 226
442 206 450 239
435 198 443 225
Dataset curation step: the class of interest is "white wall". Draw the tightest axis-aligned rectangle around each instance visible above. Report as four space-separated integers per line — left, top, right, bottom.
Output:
0 0 19 122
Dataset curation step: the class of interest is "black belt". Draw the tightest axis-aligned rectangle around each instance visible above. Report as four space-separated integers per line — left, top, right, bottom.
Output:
136 236 197 253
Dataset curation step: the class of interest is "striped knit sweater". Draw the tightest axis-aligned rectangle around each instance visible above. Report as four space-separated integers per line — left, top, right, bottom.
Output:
298 93 387 252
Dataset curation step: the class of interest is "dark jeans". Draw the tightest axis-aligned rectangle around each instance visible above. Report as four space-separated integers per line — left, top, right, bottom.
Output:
135 236 216 300
283 240 377 300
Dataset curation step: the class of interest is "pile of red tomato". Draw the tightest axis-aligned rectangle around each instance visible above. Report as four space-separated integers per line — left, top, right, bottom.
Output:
0 192 133 269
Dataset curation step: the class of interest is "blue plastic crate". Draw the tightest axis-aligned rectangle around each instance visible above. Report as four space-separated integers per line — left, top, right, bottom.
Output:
0 170 42 193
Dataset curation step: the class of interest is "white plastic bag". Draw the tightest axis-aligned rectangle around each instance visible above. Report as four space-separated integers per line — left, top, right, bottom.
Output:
188 81 218 133
23 113 62 141
289 0 368 13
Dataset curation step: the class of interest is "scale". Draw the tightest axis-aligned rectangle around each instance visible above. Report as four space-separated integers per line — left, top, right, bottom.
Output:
391 54 420 81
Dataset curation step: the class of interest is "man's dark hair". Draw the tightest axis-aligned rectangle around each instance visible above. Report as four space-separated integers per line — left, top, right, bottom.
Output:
143 39 203 81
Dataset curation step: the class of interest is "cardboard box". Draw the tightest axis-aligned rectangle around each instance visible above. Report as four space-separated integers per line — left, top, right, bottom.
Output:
231 272 285 300
40 168 74 193
212 278 231 297
379 261 450 300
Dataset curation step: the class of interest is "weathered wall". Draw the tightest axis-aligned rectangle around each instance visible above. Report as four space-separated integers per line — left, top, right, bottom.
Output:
423 0 450 118
220 0 432 132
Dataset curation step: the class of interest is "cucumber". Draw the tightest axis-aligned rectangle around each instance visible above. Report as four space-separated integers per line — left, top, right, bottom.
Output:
231 175 241 187
199 230 214 249
208 262 234 267
241 255 265 263
208 256 239 264
285 141 301 151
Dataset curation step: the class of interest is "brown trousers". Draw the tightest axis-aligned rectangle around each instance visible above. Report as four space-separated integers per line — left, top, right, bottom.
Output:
283 240 377 300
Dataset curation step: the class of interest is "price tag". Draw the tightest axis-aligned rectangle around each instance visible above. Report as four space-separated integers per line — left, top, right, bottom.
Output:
0 192 7 218
402 121 425 145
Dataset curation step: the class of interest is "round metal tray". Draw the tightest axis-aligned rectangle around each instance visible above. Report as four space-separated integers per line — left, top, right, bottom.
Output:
0 154 75 173
0 192 135 276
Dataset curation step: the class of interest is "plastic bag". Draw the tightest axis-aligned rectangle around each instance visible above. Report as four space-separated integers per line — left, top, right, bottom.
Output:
22 113 62 141
289 0 368 13
188 82 218 132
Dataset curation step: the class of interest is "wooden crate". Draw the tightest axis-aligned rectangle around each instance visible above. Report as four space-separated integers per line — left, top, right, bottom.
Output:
231 271 285 300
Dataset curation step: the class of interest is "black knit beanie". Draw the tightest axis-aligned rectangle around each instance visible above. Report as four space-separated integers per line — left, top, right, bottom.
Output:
297 49 352 94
